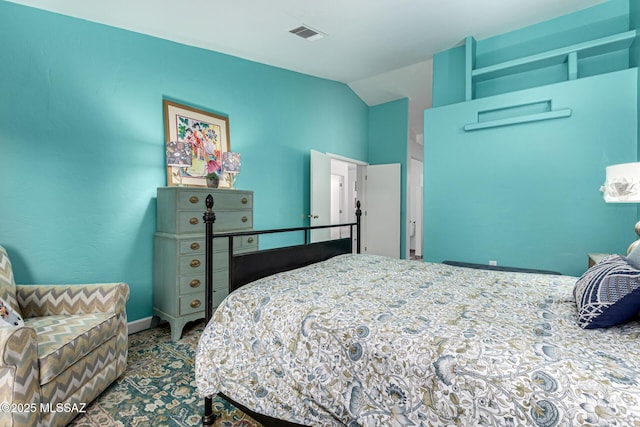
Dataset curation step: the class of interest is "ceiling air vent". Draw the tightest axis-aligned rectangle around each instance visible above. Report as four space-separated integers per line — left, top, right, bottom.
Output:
289 25 326 41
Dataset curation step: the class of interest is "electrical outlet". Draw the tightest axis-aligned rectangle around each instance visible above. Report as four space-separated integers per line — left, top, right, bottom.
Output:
489 260 497 266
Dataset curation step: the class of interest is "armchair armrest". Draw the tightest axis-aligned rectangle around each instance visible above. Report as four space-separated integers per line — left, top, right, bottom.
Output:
0 327 40 427
15 283 129 319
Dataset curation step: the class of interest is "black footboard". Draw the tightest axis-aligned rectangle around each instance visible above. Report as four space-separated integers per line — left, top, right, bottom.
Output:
230 237 353 292
201 196 361 426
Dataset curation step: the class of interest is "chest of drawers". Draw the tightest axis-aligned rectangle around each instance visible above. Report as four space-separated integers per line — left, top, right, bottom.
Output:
153 187 256 340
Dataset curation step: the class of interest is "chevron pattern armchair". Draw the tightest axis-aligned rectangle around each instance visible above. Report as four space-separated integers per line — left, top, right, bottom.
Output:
0 246 129 427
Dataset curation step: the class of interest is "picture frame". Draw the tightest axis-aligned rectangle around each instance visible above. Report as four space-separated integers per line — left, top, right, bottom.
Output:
163 100 231 187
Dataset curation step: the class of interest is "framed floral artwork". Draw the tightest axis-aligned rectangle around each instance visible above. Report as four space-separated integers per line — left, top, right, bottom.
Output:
163 100 230 187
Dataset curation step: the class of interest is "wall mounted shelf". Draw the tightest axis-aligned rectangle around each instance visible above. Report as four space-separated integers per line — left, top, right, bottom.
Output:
465 30 637 100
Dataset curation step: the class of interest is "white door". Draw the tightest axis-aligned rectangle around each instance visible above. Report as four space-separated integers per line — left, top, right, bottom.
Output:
330 174 345 239
310 150 331 242
363 164 401 258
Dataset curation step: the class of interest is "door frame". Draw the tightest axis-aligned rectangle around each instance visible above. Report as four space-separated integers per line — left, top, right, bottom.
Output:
311 152 402 258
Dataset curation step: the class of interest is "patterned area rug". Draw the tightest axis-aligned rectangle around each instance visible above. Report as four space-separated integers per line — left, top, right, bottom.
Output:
68 321 262 427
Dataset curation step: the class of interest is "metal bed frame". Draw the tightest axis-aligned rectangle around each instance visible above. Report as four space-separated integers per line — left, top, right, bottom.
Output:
201 194 362 426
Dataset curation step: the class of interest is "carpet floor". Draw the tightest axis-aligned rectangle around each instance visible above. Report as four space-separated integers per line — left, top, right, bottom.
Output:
68 321 261 427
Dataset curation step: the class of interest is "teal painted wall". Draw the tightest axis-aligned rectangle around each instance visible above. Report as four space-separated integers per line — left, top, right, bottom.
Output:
426 0 640 276
0 2 369 321
425 68 637 277
632 1 640 158
369 98 409 258
630 1 640 223
432 46 466 108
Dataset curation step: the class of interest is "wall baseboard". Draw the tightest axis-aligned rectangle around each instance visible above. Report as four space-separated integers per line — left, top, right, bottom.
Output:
127 316 154 335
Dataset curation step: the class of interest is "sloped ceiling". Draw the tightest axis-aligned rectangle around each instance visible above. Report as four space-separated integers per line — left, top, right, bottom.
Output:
6 0 607 140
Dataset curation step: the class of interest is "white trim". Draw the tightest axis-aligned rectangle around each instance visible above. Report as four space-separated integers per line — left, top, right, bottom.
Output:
127 316 154 335
325 152 369 166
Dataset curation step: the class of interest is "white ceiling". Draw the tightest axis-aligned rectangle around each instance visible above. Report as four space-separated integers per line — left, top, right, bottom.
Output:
8 0 606 140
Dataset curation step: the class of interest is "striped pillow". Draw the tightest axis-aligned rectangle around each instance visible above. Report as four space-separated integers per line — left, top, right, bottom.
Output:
573 255 640 329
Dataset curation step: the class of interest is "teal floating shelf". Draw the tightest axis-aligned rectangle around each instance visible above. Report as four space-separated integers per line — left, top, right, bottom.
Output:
464 108 572 132
464 30 638 101
471 30 636 83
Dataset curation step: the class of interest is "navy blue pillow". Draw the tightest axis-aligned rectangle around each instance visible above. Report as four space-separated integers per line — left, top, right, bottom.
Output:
573 255 640 329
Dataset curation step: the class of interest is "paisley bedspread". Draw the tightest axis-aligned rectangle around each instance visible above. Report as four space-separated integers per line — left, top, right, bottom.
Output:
195 254 640 426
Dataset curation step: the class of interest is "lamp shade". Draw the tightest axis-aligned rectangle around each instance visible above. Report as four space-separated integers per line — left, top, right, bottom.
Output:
222 152 241 173
602 162 640 203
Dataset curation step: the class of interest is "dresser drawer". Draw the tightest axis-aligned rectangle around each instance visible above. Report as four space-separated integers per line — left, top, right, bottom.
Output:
212 235 259 252
178 190 252 211
179 271 229 295
178 238 230 254
237 235 258 252
179 274 205 294
178 192 208 210
179 289 228 315
177 238 256 274
178 251 230 274
179 239 205 254
179 293 205 315
179 254 204 274
177 210 253 234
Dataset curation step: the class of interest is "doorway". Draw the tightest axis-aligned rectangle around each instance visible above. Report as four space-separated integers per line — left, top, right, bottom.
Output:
409 157 423 260
310 150 401 258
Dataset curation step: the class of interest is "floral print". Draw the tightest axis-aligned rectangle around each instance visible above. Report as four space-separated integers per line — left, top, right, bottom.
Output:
196 254 640 426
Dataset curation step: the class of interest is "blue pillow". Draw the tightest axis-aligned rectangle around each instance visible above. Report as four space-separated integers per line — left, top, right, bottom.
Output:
626 242 640 270
573 255 640 329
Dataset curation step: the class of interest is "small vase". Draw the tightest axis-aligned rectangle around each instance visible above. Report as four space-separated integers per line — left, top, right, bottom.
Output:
206 177 219 188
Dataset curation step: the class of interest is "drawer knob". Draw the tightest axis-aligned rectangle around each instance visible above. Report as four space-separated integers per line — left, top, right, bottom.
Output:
190 259 201 268
190 279 201 288
247 237 254 244
242 216 248 223
190 242 200 250
241 197 248 204
189 196 199 204
190 299 201 309
189 217 199 225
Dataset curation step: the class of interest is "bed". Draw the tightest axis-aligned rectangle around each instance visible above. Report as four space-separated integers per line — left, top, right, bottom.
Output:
196 195 640 426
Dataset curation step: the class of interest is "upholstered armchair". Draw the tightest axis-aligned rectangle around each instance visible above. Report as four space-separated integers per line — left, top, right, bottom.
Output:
0 246 129 427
